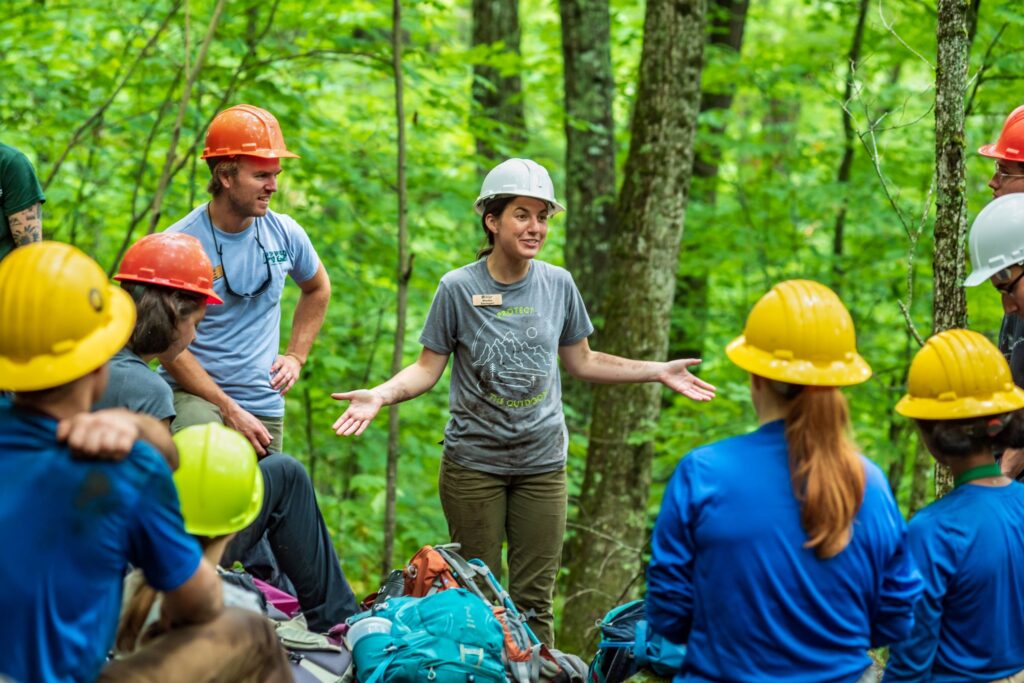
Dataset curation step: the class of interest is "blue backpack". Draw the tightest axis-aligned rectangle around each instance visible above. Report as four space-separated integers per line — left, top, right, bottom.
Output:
349 588 507 683
588 600 687 683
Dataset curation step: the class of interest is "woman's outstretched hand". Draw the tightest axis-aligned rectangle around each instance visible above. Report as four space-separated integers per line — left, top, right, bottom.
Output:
331 389 385 436
657 359 717 402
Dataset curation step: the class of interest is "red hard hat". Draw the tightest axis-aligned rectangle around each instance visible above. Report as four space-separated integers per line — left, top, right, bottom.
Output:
979 105 1024 162
114 233 223 304
201 104 299 160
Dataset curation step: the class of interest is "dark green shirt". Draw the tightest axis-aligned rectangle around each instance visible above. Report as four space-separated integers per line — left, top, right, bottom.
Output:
0 142 46 260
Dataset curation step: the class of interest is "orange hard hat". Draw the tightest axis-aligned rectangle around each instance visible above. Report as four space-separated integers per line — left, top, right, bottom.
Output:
979 105 1024 162
201 104 299 160
114 233 223 304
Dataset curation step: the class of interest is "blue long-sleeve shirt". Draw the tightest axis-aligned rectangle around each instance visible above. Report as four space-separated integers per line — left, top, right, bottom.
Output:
647 420 922 683
884 482 1024 682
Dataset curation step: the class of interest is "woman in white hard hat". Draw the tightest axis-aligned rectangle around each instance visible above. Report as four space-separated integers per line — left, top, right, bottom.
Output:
884 329 1024 681
646 280 922 681
332 158 716 645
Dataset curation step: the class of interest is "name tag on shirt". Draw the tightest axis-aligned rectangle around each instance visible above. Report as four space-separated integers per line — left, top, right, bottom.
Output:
473 294 503 307
212 264 224 281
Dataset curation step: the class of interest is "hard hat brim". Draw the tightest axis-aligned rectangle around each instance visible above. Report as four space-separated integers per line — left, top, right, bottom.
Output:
895 386 1024 420
964 267 1000 288
473 193 567 217
978 143 1024 162
0 285 135 391
113 273 224 305
725 335 873 387
200 150 300 160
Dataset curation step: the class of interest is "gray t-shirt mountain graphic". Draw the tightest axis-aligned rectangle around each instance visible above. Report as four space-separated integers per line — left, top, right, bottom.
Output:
474 328 551 390
420 258 593 475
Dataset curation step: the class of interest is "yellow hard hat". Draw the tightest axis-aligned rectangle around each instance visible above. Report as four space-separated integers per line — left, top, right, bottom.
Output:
172 424 264 537
895 329 1024 420
726 279 872 386
0 242 135 391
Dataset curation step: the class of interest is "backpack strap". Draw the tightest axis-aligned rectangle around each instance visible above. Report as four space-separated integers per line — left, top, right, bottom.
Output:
632 620 650 670
362 647 400 683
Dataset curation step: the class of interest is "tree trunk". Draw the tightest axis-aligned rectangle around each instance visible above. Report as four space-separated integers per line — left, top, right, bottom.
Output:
692 0 750 200
472 0 525 162
559 0 617 425
383 0 411 579
932 0 972 497
559 0 708 653
673 0 750 362
831 0 870 290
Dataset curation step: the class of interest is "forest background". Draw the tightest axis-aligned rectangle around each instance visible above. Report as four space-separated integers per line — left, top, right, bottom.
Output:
4 0 1024 651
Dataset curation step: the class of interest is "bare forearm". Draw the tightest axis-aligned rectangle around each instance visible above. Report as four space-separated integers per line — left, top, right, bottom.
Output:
8 203 42 246
161 559 222 628
567 350 664 384
286 291 328 364
132 413 179 470
287 267 330 364
161 350 235 413
373 360 444 406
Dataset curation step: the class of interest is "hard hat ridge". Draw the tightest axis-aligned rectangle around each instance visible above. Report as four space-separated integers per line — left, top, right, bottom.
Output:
474 158 566 216
725 279 872 387
0 242 135 391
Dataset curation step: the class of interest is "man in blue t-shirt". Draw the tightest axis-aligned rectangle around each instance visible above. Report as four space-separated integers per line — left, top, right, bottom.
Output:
0 242 284 682
159 104 331 457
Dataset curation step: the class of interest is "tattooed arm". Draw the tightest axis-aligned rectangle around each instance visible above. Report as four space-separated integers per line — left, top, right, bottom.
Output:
9 202 42 246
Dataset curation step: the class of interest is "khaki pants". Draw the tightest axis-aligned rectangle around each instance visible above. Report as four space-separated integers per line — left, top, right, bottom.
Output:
438 458 567 646
98 608 292 682
171 390 284 454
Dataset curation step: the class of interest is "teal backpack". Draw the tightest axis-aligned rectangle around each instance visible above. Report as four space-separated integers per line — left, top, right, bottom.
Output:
349 588 507 683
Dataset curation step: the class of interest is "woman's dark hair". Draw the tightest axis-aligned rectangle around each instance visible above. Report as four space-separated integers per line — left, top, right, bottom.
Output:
916 409 1024 458
477 196 515 259
121 282 205 356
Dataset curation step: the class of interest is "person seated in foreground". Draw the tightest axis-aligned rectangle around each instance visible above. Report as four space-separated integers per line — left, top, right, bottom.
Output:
109 423 292 679
884 329 1024 681
0 242 284 682
98 231 358 631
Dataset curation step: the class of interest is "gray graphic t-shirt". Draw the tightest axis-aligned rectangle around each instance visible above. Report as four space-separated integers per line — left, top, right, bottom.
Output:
420 258 593 475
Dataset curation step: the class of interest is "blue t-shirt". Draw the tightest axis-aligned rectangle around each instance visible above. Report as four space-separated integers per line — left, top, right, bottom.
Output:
0 404 202 683
884 482 1024 682
158 204 320 416
94 348 175 421
646 420 923 683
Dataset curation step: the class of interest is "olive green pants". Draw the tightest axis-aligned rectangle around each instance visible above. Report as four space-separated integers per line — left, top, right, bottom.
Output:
171 390 284 454
438 458 567 646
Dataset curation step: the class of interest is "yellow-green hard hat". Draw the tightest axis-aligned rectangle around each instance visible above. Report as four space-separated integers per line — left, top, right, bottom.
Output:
0 241 135 391
896 329 1024 420
726 279 872 387
172 424 264 537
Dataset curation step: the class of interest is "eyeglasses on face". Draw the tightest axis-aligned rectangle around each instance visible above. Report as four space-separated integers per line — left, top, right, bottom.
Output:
993 162 1024 183
993 266 1024 296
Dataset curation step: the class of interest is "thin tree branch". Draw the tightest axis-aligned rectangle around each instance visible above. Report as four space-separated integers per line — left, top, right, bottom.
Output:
964 23 1007 117
43 0 183 190
147 0 227 235
877 0 933 70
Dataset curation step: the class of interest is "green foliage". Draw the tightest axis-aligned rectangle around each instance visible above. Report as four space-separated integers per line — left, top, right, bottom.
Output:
6 0 1024 630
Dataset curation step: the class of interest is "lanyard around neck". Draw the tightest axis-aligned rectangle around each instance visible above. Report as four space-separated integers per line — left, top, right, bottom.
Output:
954 462 1004 488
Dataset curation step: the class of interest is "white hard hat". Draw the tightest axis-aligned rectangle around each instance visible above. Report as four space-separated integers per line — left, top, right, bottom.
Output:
965 194 1024 286
473 158 566 216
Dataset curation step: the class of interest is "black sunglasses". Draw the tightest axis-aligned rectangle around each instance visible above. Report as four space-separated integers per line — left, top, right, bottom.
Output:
209 223 273 299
